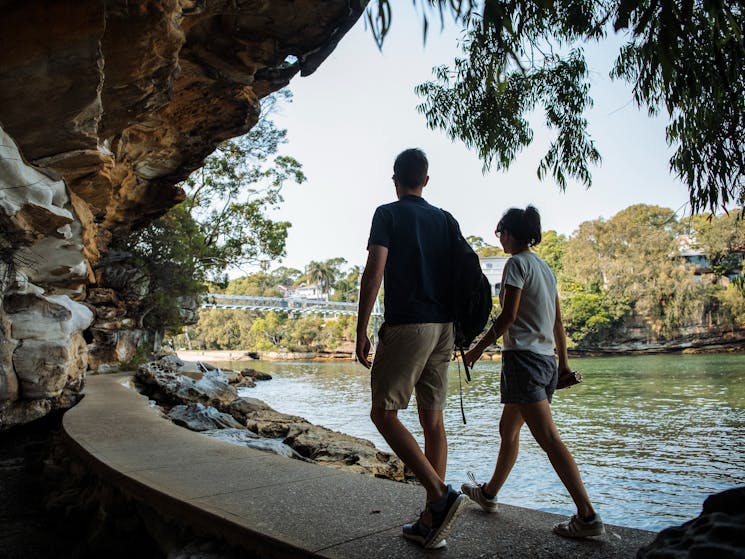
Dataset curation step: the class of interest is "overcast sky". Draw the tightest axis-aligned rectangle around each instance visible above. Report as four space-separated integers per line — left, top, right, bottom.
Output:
260 6 691 274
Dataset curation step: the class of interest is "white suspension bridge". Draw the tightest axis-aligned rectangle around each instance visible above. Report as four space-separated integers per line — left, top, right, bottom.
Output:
201 294 384 344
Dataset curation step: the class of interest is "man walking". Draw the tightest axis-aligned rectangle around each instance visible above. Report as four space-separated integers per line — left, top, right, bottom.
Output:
356 148 467 549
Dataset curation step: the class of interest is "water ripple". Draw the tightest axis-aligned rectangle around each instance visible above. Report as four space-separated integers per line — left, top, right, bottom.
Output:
224 353 745 532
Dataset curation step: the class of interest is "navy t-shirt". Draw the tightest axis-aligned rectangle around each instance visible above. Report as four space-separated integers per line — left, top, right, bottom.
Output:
367 195 453 324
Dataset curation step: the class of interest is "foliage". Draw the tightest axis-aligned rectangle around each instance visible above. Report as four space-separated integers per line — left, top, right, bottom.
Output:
113 95 305 334
219 267 303 297
534 230 566 274
115 204 207 333
687 212 745 278
172 204 745 352
467 235 507 257
179 308 352 353
562 289 629 344
329 265 362 303
299 258 347 296
367 1 745 212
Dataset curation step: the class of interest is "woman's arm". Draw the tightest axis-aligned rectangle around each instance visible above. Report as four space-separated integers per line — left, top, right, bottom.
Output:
553 294 571 374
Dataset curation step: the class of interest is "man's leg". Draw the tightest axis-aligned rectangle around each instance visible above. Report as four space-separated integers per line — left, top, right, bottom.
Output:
418 408 447 481
484 403 523 497
371 407 447 503
518 400 595 518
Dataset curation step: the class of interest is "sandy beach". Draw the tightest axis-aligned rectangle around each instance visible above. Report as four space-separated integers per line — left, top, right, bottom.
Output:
175 350 258 363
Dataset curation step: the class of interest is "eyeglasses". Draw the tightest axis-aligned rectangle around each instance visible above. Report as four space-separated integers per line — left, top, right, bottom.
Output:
495 229 503 239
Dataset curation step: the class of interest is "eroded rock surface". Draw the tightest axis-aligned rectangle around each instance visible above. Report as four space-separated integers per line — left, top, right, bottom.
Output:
136 359 238 408
0 1 367 429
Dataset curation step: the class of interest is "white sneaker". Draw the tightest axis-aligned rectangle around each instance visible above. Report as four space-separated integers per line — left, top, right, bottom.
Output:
553 513 605 538
460 472 498 513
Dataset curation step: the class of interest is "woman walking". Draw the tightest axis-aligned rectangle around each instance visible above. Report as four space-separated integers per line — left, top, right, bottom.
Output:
462 205 604 538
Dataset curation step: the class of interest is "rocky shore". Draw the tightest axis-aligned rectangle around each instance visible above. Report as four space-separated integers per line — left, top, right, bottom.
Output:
135 356 407 482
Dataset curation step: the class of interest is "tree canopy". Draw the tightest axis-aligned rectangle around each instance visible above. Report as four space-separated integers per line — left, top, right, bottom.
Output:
367 1 745 213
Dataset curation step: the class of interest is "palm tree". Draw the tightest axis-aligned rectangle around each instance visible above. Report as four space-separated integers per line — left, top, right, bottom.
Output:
303 258 346 298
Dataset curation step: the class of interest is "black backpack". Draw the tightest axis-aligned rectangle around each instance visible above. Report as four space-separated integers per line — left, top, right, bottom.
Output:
442 210 493 381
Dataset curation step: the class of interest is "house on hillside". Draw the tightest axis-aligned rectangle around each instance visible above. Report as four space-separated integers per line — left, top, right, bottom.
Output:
676 235 745 283
480 256 509 296
278 284 329 301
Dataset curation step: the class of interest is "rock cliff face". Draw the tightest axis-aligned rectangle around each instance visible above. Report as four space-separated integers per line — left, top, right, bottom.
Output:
0 1 367 429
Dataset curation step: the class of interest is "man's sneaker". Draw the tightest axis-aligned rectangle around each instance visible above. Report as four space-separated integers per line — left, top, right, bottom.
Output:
553 513 606 538
402 517 447 549
423 485 468 549
461 471 498 513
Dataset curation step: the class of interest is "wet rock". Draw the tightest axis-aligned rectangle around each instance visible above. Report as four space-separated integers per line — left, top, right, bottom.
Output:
240 368 272 381
201 428 307 461
638 486 745 558
135 359 237 408
220 369 256 388
168 403 243 432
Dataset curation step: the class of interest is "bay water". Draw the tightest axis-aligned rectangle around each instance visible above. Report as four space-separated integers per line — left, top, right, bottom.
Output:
221 353 745 531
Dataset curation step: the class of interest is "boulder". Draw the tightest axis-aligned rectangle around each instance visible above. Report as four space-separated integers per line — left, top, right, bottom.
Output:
135 359 237 408
168 403 243 431
240 405 310 439
222 397 271 424
283 424 405 481
240 368 272 381
638 487 745 558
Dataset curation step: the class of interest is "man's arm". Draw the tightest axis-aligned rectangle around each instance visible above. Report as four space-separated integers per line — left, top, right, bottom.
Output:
356 244 388 368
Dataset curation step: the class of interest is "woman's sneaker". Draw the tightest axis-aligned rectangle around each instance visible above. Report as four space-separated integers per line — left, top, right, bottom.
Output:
461 472 498 513
553 514 605 538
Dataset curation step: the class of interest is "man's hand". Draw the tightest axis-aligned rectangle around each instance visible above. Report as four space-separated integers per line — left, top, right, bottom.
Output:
356 335 372 368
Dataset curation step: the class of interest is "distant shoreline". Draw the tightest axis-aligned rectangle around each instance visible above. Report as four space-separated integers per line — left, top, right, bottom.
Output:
174 349 502 363
174 342 744 365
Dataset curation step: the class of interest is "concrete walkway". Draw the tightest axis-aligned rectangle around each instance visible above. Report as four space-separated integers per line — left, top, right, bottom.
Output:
62 374 655 558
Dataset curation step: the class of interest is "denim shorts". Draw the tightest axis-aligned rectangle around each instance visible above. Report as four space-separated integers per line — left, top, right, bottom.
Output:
500 350 558 404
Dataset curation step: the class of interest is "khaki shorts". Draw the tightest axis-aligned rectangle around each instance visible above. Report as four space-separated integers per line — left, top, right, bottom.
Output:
370 322 454 410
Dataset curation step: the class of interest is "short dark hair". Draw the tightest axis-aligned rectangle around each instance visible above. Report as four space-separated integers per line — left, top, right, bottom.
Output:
393 148 428 188
497 205 542 246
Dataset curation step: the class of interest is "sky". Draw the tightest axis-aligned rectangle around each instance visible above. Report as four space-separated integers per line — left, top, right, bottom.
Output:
262 6 691 274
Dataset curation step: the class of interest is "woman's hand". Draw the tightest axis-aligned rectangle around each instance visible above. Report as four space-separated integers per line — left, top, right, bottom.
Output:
464 346 484 369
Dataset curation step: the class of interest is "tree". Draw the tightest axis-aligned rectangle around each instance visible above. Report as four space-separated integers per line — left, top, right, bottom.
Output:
330 265 362 303
561 204 705 337
688 212 745 278
300 258 347 297
221 267 303 297
534 230 567 274
113 94 305 336
467 235 506 256
367 1 745 212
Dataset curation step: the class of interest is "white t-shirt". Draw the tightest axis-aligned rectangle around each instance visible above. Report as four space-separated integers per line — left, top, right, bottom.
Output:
500 251 557 356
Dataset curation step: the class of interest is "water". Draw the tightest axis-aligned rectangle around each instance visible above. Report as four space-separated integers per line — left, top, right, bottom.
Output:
218 354 745 531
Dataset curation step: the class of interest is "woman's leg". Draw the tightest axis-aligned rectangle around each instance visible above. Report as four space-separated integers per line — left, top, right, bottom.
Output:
518 400 594 518
483 404 524 497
